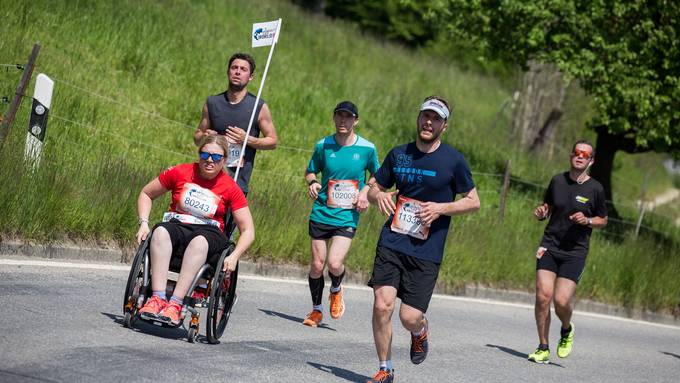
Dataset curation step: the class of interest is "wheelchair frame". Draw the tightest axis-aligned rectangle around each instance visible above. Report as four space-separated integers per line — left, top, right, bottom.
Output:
122 229 239 344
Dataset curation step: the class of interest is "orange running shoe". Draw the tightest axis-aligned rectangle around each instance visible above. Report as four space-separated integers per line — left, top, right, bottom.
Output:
158 301 183 326
329 288 345 319
302 310 323 327
366 369 394 383
139 295 167 319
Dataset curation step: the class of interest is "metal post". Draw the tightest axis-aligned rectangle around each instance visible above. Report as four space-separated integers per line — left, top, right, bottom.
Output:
0 43 40 150
499 159 512 221
634 173 650 238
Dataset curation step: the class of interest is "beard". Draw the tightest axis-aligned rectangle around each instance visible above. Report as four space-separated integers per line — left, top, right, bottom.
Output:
228 81 247 92
418 128 442 144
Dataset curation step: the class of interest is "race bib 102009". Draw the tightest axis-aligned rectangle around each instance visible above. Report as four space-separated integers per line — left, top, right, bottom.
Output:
327 179 359 209
390 195 429 240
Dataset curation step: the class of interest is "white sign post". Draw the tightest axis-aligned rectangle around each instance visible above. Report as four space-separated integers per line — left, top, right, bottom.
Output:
25 73 54 167
233 19 282 183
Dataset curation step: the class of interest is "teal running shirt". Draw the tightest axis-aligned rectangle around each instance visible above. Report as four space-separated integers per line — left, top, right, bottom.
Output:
307 134 380 228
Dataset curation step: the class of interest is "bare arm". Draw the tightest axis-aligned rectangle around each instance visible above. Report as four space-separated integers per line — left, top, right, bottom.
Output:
194 103 218 146
568 212 608 228
222 207 255 272
136 178 169 244
305 171 321 200
367 176 398 216
416 187 481 226
225 103 278 150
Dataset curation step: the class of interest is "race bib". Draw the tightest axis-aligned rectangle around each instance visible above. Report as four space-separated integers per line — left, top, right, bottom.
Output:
327 179 359 209
178 183 219 219
226 139 244 168
391 196 429 240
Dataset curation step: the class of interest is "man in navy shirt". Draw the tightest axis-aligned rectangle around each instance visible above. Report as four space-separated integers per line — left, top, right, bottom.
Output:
365 96 480 383
527 140 608 364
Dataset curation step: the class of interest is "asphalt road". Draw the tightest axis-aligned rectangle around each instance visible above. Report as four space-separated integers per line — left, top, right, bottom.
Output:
0 257 678 382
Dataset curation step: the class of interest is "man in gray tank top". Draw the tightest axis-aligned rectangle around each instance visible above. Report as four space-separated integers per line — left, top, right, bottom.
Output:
194 52 278 194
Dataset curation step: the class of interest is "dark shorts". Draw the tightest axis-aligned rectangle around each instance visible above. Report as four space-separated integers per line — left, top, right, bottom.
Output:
536 250 586 283
308 220 356 239
368 246 440 313
154 220 228 260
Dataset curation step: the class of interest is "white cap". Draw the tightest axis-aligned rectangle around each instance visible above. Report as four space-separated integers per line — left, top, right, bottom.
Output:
420 99 450 120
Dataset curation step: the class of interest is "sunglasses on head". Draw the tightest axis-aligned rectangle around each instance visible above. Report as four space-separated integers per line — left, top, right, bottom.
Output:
199 151 224 162
572 149 592 160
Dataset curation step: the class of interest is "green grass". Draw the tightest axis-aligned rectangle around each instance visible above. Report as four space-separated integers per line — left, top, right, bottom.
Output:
1 0 678 313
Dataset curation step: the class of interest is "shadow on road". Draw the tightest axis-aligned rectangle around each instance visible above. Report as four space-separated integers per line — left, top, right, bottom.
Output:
307 362 371 383
0 369 59 383
661 351 680 360
485 344 564 368
100 312 188 340
258 309 336 331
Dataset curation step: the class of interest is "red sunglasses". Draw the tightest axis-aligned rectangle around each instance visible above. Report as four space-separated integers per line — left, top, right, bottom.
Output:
572 149 592 160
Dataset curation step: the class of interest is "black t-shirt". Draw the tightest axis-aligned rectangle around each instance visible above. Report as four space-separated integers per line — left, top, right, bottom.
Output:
540 172 607 258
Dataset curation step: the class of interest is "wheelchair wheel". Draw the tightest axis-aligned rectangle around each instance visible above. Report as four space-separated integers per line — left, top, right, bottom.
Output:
123 238 150 325
206 244 238 344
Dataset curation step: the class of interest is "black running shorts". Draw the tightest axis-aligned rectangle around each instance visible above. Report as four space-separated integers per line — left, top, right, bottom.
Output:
154 220 228 259
536 249 587 283
308 219 356 239
368 246 440 313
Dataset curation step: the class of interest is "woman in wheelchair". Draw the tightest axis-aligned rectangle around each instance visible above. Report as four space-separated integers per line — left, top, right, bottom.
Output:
134 135 255 326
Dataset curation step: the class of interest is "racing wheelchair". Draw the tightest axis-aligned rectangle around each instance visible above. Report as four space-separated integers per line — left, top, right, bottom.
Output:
122 221 239 344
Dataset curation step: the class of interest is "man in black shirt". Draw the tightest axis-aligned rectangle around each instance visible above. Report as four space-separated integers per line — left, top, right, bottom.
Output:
528 140 608 364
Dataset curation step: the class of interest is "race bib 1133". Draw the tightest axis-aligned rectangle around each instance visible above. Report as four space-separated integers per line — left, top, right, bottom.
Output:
390 195 429 240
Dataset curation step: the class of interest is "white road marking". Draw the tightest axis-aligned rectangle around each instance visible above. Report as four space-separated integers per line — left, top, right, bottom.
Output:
2 258 678 331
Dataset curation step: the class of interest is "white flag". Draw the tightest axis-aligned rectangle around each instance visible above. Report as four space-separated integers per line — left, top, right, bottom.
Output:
252 20 280 47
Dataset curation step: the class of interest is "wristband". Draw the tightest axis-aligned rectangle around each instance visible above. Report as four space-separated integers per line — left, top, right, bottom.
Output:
138 218 149 225
587 217 592 226
308 179 320 186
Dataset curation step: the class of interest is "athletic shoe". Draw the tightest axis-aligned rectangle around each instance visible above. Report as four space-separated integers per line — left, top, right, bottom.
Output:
366 369 394 383
410 318 429 364
139 295 167 319
557 323 575 358
302 310 323 327
329 287 345 319
528 348 550 364
158 301 183 326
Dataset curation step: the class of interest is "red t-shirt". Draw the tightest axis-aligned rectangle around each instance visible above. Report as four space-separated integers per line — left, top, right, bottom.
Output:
158 163 248 231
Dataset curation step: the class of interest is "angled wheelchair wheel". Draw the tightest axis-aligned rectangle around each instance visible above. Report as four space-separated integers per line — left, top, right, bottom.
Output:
122 237 150 326
206 244 238 344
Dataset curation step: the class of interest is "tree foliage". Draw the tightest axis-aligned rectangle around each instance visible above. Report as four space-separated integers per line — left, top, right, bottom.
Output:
418 0 680 155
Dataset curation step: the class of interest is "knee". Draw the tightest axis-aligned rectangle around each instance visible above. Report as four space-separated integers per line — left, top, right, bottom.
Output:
553 295 571 309
310 258 325 274
373 299 394 318
327 261 343 274
535 289 553 306
185 236 209 254
151 226 170 244
399 311 421 329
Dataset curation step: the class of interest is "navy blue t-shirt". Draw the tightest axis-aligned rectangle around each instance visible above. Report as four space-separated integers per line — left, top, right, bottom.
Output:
374 142 475 263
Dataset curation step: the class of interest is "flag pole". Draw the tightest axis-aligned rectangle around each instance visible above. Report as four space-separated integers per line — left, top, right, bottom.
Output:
234 18 282 183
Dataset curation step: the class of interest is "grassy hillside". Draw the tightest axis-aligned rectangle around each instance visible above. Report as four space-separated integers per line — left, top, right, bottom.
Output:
1 0 678 313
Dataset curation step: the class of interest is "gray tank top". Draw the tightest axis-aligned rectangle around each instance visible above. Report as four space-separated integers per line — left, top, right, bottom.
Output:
206 91 265 193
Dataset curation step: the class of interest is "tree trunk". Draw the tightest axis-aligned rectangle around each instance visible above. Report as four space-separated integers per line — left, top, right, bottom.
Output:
590 125 648 218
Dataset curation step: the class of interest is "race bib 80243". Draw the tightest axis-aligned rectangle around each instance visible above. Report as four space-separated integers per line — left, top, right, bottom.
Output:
327 179 359 209
390 195 429 240
178 183 219 219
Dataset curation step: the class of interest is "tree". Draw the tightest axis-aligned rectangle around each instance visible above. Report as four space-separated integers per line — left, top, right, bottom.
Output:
418 0 680 214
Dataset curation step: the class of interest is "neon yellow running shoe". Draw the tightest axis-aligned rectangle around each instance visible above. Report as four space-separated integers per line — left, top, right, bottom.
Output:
557 323 575 358
528 348 550 364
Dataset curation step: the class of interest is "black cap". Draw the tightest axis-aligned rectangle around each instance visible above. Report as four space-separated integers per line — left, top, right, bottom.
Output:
333 101 358 118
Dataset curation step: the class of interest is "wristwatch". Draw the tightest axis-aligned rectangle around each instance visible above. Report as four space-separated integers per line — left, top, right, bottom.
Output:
138 218 149 225
586 217 592 226
308 179 320 186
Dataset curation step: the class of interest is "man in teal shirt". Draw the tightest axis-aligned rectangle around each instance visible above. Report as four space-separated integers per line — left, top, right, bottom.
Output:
303 101 380 327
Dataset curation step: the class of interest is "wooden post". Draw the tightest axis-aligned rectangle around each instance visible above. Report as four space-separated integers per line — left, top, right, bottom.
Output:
634 173 650 238
499 159 512 221
0 43 41 150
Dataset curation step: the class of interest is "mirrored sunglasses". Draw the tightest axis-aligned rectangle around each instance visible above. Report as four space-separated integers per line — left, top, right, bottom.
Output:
572 149 592 159
199 151 224 162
